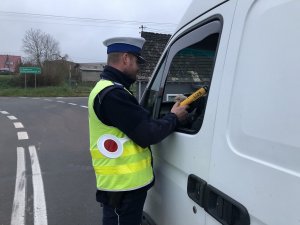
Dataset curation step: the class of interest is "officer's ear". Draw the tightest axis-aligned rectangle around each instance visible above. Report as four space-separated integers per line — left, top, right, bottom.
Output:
121 53 130 66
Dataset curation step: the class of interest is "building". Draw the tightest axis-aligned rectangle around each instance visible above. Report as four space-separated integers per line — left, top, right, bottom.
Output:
0 55 22 73
79 63 106 82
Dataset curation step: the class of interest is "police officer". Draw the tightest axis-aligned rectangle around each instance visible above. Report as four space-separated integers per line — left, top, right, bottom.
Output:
88 36 188 225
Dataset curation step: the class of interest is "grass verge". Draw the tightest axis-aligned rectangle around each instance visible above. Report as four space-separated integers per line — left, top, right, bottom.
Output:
0 83 93 98
0 86 82 97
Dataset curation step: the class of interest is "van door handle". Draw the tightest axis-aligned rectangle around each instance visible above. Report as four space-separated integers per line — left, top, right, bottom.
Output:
187 175 250 225
187 174 207 207
204 185 250 225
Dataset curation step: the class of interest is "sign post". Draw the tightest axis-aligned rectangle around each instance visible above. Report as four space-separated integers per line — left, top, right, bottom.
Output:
35 71 37 88
19 67 42 88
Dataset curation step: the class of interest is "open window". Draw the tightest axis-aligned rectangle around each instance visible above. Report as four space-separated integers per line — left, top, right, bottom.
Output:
142 20 222 134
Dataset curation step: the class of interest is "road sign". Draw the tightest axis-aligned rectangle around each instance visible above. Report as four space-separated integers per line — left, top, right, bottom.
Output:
20 67 41 74
20 67 41 89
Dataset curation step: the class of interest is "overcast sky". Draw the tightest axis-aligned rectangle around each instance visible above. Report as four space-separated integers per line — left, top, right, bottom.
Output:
0 0 193 63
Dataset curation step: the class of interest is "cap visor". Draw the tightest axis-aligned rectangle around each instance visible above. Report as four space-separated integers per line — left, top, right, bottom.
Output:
137 55 146 64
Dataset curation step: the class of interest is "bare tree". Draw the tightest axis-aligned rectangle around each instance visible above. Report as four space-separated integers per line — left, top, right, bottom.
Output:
22 28 61 67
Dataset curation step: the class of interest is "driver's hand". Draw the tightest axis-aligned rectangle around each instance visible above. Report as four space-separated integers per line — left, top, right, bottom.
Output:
171 102 189 122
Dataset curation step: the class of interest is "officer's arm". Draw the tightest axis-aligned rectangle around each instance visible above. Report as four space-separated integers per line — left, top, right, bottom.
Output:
94 89 178 148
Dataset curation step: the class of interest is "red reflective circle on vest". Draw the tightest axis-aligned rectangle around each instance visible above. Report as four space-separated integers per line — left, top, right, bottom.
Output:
104 139 118 152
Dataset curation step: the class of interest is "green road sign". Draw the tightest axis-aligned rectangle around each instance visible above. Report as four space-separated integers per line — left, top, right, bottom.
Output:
20 67 41 74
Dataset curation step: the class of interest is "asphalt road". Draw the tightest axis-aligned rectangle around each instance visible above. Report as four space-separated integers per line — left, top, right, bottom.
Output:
0 97 101 225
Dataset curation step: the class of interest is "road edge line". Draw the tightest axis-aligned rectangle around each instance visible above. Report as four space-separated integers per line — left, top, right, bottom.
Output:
29 145 48 225
10 147 26 225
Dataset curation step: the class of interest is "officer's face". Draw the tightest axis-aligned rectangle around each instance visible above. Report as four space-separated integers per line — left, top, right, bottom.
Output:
124 53 140 80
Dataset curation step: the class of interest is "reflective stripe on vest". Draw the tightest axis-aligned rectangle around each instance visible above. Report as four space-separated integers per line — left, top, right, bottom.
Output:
88 79 154 191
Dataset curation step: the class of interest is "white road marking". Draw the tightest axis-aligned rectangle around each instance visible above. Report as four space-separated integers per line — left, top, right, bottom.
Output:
68 103 77 106
8 116 18 120
1 111 9 114
29 146 48 225
44 99 52 102
56 101 65 103
17 132 29 140
14 122 24 129
80 105 88 108
32 97 40 100
10 147 26 225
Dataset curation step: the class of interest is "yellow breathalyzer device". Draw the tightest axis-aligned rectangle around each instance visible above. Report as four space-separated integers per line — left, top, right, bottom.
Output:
179 86 208 106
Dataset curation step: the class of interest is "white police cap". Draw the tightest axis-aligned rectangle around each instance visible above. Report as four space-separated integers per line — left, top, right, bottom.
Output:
103 37 146 63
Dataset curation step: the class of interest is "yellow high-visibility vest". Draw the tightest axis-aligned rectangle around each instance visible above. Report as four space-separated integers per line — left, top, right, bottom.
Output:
88 79 154 191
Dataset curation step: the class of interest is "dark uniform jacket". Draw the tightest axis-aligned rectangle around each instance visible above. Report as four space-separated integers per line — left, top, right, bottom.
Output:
93 65 178 207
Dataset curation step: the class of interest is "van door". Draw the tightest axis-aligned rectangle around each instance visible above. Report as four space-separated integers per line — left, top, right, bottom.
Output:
208 0 300 224
141 2 236 224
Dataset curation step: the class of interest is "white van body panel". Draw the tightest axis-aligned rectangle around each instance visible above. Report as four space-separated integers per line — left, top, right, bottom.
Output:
177 0 227 29
211 0 300 224
143 0 300 224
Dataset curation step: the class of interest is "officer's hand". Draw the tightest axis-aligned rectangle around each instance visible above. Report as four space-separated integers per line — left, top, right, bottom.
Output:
171 101 189 122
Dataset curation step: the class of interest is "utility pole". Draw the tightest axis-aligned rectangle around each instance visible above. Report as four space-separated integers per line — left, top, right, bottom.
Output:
139 25 147 33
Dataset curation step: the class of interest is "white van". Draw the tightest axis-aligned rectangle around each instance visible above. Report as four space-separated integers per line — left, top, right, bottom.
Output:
140 0 300 224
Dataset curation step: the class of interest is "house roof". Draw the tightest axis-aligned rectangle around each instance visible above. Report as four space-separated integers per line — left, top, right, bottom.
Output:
138 31 217 83
139 31 171 81
0 55 22 72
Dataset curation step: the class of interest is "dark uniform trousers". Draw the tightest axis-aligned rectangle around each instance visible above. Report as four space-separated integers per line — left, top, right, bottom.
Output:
100 189 148 225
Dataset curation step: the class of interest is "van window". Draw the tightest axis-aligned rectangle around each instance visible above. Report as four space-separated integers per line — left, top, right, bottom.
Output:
142 20 221 133
141 56 167 117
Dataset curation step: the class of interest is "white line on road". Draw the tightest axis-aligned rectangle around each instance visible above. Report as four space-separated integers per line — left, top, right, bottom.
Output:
10 147 26 225
80 105 88 108
1 111 9 114
68 103 77 106
8 116 18 120
14 122 24 129
44 99 52 102
17 132 29 140
56 101 65 103
29 145 48 225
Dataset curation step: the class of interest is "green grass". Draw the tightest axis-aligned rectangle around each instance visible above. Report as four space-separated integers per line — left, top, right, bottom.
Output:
0 86 93 97
0 75 93 97
0 75 14 89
